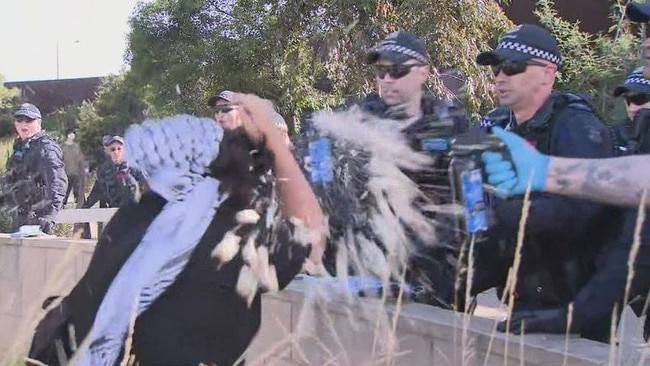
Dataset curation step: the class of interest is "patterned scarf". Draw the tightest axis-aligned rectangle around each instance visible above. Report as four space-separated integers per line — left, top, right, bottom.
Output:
79 115 225 366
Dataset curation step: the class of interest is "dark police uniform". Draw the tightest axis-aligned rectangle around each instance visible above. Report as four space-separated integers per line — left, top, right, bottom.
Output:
569 107 650 342
2 131 67 233
84 160 140 209
477 91 621 328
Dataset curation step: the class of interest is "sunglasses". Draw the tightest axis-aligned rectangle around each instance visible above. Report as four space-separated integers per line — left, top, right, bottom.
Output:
15 116 36 123
373 63 424 79
490 60 548 76
213 105 236 114
624 93 650 106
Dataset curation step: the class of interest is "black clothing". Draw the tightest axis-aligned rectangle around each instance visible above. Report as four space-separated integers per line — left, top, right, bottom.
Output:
566 109 650 342
28 129 310 365
611 120 633 156
1 131 67 233
84 160 139 208
476 91 620 313
63 174 83 206
296 93 471 309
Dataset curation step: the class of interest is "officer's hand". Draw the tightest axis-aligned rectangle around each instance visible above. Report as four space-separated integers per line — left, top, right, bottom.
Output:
481 127 550 196
496 308 575 334
38 218 54 234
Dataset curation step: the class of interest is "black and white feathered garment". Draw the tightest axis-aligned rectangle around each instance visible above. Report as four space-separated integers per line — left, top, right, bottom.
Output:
28 116 312 366
293 97 469 309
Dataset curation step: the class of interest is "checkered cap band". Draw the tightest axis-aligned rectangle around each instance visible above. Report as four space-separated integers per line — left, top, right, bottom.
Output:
497 41 561 66
625 76 650 86
375 43 428 64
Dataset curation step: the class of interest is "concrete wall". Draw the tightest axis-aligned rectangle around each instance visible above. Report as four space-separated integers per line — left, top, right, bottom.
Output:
0 236 638 365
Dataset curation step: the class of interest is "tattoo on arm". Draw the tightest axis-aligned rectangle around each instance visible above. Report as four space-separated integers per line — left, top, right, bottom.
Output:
547 156 649 207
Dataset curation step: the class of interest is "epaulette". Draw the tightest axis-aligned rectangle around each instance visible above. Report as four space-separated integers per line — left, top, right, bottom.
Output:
479 107 513 130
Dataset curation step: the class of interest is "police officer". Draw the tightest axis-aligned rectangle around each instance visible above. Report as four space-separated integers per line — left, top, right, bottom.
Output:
505 68 650 343
1 103 67 233
296 31 471 309
612 67 650 155
474 24 620 335
84 136 140 209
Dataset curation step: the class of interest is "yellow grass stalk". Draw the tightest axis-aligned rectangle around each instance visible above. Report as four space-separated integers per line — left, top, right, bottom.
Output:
618 189 647 364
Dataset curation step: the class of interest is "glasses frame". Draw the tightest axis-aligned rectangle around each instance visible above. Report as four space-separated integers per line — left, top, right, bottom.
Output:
15 116 36 123
624 93 650 106
490 59 549 77
373 63 425 80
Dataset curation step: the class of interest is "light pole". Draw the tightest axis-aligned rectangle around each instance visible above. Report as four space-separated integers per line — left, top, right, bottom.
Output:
56 40 59 79
56 40 80 79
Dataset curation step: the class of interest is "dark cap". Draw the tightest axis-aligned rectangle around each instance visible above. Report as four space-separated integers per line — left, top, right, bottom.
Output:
14 103 42 119
102 135 125 147
627 1 650 23
207 90 235 107
364 31 429 65
476 24 561 67
614 67 650 97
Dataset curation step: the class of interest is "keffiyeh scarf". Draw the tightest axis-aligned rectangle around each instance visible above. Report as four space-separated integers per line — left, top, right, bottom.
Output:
79 115 225 366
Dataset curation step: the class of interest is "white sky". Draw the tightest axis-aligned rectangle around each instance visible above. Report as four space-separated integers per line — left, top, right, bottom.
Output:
0 0 150 82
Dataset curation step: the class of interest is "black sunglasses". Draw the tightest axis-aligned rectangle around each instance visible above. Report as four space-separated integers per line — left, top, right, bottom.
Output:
624 93 650 106
213 105 236 114
15 116 36 123
373 63 424 79
490 60 548 76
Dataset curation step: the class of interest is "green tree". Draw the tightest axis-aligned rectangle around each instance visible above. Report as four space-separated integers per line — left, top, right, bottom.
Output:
126 0 514 128
0 74 22 138
535 0 642 123
76 75 155 169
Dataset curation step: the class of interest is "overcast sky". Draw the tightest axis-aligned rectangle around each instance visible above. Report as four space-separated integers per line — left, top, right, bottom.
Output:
0 0 150 82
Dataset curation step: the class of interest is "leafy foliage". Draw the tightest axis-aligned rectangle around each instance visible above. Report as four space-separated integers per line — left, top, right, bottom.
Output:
535 0 643 123
76 75 155 169
69 0 644 158
0 75 22 138
124 0 514 129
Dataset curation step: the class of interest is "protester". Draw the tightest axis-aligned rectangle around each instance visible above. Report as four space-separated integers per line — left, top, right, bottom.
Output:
28 93 325 365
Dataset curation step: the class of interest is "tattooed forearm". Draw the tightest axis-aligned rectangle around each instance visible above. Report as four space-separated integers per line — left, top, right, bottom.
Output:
546 156 650 207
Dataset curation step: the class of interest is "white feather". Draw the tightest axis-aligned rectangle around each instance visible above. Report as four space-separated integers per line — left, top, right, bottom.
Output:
211 231 241 263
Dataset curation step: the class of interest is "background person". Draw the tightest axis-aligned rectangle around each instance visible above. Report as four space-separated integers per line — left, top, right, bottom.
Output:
1 103 67 233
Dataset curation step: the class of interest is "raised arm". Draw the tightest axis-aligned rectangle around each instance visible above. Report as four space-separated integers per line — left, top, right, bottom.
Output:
231 93 327 264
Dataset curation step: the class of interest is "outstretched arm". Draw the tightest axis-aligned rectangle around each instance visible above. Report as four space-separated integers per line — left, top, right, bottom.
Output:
482 127 650 208
546 155 650 207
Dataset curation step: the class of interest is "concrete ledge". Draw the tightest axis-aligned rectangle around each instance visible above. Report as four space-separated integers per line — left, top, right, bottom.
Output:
0 236 643 365
247 280 615 365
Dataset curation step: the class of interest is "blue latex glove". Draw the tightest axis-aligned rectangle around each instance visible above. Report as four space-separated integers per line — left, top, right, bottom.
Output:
480 127 550 196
